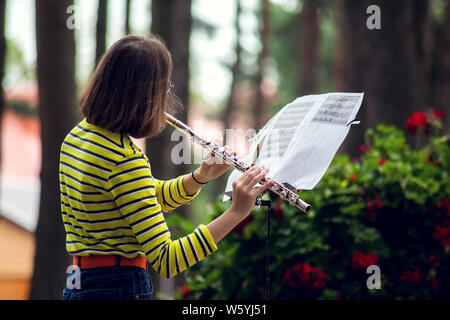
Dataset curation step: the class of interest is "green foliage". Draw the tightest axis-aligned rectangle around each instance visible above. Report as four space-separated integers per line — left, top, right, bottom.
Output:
6 100 37 117
5 39 33 85
180 121 449 300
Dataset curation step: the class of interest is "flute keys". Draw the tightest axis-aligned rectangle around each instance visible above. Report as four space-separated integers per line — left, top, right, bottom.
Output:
237 160 247 167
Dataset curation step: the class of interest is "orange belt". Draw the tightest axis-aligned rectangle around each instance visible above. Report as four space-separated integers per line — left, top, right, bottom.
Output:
73 255 147 270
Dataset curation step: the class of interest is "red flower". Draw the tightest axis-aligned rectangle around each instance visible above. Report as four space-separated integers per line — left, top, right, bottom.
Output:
412 112 428 126
176 284 191 298
351 251 379 269
359 144 368 153
429 199 450 215
405 118 417 134
428 254 440 269
365 199 383 218
366 200 383 210
350 173 357 182
233 215 253 235
374 199 383 208
273 200 283 223
432 225 450 248
284 262 326 292
433 110 446 118
399 270 423 286
443 199 450 214
378 158 386 166
365 210 377 218
405 112 429 134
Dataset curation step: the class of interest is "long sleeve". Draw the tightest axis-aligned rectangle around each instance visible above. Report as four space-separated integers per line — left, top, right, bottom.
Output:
154 176 200 213
107 154 217 278
140 153 200 213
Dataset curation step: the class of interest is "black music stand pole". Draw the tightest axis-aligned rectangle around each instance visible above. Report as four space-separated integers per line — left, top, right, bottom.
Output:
229 192 273 300
256 196 272 301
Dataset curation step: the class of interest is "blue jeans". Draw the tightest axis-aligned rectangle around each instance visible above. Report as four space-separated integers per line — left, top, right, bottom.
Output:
62 266 153 300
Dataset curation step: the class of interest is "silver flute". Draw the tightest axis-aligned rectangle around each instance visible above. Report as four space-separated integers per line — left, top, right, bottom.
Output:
165 113 311 213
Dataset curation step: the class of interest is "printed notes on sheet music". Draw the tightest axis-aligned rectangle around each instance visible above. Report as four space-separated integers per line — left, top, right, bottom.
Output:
312 95 361 126
258 100 314 162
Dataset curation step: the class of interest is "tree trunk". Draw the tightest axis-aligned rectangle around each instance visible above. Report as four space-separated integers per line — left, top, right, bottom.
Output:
95 0 108 68
0 0 6 179
147 0 193 298
333 0 370 157
253 0 270 130
223 0 242 131
334 0 432 156
213 0 243 199
433 1 450 132
298 0 320 95
147 0 192 179
30 0 78 299
125 0 132 35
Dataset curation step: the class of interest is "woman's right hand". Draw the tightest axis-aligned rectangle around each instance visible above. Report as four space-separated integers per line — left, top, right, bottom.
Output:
229 166 274 219
206 166 274 244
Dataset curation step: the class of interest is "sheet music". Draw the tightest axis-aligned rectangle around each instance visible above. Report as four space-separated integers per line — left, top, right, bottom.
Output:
257 99 315 166
311 94 361 125
224 92 363 200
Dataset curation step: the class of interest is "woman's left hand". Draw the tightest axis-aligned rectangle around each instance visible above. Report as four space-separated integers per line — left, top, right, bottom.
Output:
195 146 233 183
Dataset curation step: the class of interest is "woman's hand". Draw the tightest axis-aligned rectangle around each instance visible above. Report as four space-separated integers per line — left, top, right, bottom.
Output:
183 146 233 195
229 166 274 218
195 146 233 183
206 165 274 244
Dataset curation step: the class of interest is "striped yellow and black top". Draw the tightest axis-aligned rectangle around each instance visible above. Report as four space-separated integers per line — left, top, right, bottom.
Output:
59 118 217 278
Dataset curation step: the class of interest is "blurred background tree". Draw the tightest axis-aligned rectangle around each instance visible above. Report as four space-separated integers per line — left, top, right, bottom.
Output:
125 0 132 35
0 0 6 190
335 0 433 156
30 0 78 299
298 0 320 95
146 0 192 186
94 0 108 68
253 0 270 130
433 0 450 131
146 0 193 297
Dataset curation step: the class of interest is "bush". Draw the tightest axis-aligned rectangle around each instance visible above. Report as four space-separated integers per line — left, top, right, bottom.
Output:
177 110 449 300
6 100 37 117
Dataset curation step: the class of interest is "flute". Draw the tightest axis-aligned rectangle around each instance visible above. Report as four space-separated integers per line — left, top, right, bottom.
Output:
165 113 311 213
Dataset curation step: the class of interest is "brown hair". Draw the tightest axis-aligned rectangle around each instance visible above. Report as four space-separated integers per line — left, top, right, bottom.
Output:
80 35 179 138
